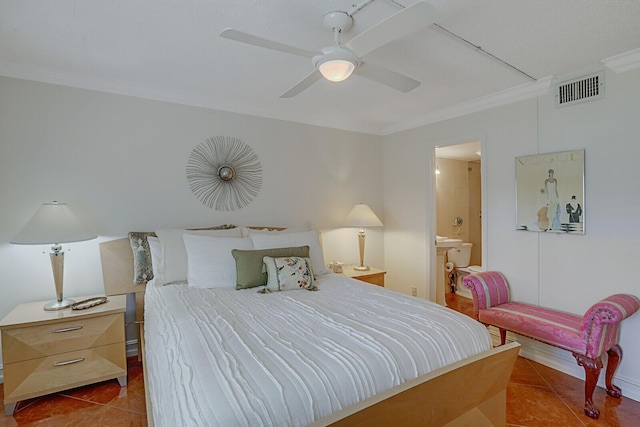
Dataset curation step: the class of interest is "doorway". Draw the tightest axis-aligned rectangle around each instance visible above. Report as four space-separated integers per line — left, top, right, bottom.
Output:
434 140 482 302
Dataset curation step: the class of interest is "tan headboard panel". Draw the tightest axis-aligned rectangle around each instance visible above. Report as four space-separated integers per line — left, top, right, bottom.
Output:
100 238 146 297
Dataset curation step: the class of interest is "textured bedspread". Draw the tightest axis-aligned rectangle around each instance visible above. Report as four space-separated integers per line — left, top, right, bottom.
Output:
144 274 492 426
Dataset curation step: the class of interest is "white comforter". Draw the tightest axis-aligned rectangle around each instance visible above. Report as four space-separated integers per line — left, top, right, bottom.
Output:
144 274 491 426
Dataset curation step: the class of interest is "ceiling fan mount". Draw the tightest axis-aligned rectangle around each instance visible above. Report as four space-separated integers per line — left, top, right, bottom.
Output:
322 11 353 34
220 1 441 98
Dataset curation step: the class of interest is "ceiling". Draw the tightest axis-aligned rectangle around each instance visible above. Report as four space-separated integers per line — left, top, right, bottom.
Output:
436 140 480 162
2 1 639 135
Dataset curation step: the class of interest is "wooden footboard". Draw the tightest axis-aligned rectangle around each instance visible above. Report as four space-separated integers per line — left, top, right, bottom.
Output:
314 342 520 427
141 339 518 427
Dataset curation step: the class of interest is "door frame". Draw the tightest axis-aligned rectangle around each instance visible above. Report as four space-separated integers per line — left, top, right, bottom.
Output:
428 136 488 303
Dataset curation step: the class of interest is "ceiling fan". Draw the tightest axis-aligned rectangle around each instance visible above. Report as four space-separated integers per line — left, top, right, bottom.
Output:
220 1 440 98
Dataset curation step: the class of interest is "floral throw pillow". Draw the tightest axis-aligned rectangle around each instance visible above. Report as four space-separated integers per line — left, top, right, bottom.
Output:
128 231 157 284
262 256 315 292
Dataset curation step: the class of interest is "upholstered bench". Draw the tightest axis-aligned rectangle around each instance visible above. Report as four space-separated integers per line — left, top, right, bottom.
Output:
463 271 640 419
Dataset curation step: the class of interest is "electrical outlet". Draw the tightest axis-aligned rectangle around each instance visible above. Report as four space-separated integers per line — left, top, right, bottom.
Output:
411 287 417 297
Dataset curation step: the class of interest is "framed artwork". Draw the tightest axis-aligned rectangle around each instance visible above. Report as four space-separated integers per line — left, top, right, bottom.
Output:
516 149 584 234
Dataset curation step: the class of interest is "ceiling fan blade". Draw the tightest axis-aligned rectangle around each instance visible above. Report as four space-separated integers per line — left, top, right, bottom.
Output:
220 28 315 58
354 62 420 92
345 1 441 58
279 70 323 98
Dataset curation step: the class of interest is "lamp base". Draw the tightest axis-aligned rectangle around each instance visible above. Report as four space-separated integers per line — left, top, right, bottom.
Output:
354 265 370 271
44 298 75 311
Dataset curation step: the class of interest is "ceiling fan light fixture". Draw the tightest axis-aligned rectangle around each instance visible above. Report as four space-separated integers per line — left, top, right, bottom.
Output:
314 46 358 82
318 59 356 82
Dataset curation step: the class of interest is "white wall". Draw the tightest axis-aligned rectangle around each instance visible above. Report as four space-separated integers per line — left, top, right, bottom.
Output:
2 67 639 400
0 76 384 363
383 67 640 400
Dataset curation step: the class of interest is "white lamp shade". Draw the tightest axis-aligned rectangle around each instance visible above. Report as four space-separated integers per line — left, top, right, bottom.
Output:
318 59 356 82
11 202 96 245
343 203 383 228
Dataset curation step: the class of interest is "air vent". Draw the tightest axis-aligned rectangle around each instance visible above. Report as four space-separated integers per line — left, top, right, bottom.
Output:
556 72 604 107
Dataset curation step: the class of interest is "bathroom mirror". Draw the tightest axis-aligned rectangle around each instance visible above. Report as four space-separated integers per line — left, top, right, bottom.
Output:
516 149 584 234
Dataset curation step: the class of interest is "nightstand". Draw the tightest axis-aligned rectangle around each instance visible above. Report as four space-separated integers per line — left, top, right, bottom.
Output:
341 266 386 287
0 294 127 415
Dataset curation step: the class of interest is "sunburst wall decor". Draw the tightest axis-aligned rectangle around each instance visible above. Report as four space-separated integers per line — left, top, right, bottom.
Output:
186 136 262 211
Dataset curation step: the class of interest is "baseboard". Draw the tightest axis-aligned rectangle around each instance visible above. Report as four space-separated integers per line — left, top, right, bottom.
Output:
488 327 640 403
126 339 139 358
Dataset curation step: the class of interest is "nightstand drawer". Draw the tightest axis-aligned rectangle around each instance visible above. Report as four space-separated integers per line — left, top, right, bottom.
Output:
3 342 127 402
357 274 385 287
341 266 386 287
1 314 124 364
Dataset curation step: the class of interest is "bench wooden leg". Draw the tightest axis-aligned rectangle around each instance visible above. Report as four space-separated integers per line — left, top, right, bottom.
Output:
573 353 603 419
605 344 623 398
499 328 507 345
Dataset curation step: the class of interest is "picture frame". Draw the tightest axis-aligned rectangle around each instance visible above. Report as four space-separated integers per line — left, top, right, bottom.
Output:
516 149 585 234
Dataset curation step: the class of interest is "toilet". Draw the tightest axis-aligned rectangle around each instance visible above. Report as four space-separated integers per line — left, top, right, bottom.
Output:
447 243 482 299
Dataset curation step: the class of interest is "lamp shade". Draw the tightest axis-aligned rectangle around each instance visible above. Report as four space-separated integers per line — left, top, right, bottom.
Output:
343 204 383 228
11 202 96 245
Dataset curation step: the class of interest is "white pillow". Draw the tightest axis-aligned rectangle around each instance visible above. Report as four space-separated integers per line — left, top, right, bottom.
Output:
155 227 243 284
146 236 163 286
250 230 329 276
183 235 253 288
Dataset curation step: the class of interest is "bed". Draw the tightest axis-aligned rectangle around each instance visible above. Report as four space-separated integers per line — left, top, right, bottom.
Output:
99 228 519 426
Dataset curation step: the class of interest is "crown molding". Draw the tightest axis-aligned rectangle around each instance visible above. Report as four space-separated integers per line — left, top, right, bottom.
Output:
601 48 640 73
0 61 378 135
1 61 554 137
380 76 554 135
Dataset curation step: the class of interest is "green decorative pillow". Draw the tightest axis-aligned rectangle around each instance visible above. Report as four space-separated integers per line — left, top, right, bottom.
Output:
263 256 314 291
128 231 157 284
231 246 310 289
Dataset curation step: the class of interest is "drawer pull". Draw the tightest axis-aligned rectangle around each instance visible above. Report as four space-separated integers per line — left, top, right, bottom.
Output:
51 326 83 333
53 357 85 367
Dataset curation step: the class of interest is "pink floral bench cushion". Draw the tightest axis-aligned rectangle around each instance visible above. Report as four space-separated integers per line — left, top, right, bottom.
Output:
464 272 640 359
479 302 593 356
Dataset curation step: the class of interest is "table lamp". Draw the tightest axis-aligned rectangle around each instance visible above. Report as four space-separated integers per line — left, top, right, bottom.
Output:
343 203 383 271
11 201 96 310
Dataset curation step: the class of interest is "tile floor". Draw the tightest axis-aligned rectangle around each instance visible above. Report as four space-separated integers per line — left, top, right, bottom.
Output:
0 295 638 426
0 357 146 427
